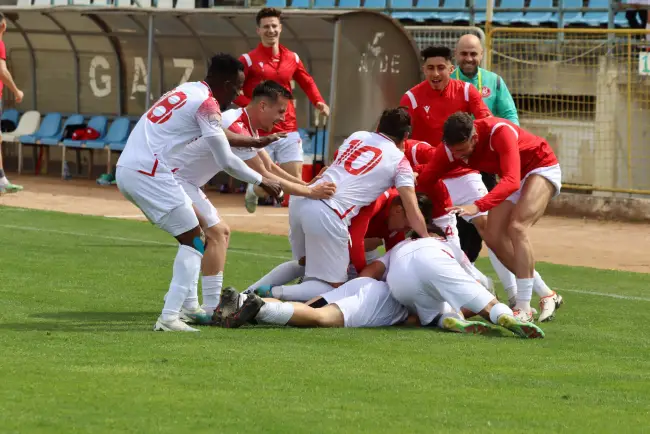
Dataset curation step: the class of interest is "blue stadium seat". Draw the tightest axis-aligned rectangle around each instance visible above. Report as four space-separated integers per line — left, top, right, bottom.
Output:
411 0 441 23
313 0 335 7
363 0 386 7
614 12 629 27
519 0 555 26
266 0 287 6
103 117 132 152
63 115 109 149
19 112 62 145
40 114 85 146
438 0 469 23
338 0 361 7
493 0 526 25
562 0 587 26
391 0 417 21
1 108 20 132
473 0 488 23
290 0 310 7
582 0 610 27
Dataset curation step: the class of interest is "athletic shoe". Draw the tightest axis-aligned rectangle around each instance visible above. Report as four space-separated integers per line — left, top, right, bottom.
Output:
253 285 273 298
221 293 265 329
179 306 213 325
498 314 545 339
538 291 564 322
509 297 538 315
153 316 200 332
512 308 534 323
0 182 23 194
212 286 242 325
441 317 495 335
244 183 258 214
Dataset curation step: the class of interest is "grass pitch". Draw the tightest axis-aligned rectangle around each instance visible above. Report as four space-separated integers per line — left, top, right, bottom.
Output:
1 206 649 433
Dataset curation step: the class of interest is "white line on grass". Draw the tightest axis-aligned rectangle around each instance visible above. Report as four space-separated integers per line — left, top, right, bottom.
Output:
2 223 648 302
0 224 292 261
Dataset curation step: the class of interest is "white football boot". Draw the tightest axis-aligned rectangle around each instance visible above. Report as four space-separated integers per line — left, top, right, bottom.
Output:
153 316 199 332
538 291 564 322
244 183 258 214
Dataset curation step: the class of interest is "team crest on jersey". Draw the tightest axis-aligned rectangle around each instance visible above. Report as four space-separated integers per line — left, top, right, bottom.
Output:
258 62 264 70
424 106 430 113
481 87 492 98
208 113 221 128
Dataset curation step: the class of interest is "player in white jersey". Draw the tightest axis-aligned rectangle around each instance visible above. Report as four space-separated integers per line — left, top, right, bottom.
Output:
115 53 282 332
162 80 335 323
262 108 431 303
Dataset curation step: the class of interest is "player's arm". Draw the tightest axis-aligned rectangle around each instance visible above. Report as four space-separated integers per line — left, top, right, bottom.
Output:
474 127 521 212
292 56 326 110
0 45 21 98
413 144 454 187
348 208 373 273
395 158 429 239
494 77 520 126
467 84 492 120
259 149 307 185
224 129 285 149
233 55 251 108
359 252 389 280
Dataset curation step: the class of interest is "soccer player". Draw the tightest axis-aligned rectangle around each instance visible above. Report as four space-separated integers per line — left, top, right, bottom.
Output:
0 13 24 194
236 7 330 202
453 33 520 292
115 53 282 332
259 108 430 303
416 112 564 322
162 80 336 324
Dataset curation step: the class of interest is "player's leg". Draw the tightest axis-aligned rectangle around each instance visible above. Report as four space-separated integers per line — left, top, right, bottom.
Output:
244 258 305 294
0 136 22 194
275 132 304 207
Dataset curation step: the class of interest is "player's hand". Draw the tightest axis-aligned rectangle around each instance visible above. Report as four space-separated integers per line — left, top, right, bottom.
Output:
308 181 336 200
446 204 480 217
307 165 328 185
413 172 419 185
316 102 330 117
259 178 283 198
255 133 287 148
15 89 24 104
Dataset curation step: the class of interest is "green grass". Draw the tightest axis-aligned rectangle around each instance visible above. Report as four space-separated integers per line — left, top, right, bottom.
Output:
1 206 650 433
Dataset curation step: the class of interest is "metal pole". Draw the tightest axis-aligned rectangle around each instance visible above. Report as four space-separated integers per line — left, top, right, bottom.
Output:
485 0 493 42
145 13 154 110
325 18 342 165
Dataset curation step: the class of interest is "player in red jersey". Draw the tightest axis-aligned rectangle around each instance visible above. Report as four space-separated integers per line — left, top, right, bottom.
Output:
235 7 329 188
416 112 564 322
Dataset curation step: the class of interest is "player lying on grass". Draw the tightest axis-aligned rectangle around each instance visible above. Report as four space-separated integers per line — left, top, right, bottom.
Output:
270 108 430 302
116 53 284 332
161 80 336 324
212 226 545 339
416 112 564 323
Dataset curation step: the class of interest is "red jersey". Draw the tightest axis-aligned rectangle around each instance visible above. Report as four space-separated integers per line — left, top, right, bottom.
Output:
403 139 452 219
416 117 558 212
0 41 6 97
348 188 405 273
235 43 325 136
400 79 492 179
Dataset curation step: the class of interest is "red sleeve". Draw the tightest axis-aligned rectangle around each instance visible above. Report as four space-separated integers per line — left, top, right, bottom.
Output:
474 127 521 212
0 41 6 61
414 141 435 165
468 84 492 120
233 55 251 107
293 56 325 107
384 231 405 252
399 93 413 113
227 120 246 135
348 206 374 273
414 144 454 187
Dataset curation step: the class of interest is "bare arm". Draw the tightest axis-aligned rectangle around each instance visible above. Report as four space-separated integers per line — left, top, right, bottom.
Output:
0 59 22 101
259 150 306 185
397 186 430 239
358 260 386 280
224 129 286 149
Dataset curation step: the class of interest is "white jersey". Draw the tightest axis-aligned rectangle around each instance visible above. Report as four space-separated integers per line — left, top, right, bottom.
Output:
164 107 258 187
378 237 458 273
319 131 414 225
117 81 224 178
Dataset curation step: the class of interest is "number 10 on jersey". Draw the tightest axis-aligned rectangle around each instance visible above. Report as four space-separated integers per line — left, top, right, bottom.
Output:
333 139 383 176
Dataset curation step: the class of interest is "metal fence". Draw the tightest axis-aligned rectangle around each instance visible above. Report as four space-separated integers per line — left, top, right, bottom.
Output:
488 27 650 195
405 25 486 67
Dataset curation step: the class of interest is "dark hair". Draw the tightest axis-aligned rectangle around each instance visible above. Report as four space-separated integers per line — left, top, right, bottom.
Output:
377 107 411 142
416 193 433 222
207 53 244 80
256 7 282 25
409 223 446 240
442 112 475 146
420 46 452 62
252 80 293 102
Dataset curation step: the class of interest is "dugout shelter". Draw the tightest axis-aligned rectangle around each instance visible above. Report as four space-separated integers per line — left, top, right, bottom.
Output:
0 6 422 169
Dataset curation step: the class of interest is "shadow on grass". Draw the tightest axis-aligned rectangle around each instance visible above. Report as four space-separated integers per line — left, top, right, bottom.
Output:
0 311 160 332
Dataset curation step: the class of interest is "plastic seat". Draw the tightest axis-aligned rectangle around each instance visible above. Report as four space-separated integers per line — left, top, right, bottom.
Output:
3 110 40 143
313 0 335 7
438 0 469 23
266 0 287 6
290 0 310 7
39 114 85 146
62 115 108 149
338 0 361 7
411 0 441 23
562 0 587 26
391 0 417 21
103 117 132 174
582 0 610 27
519 0 555 26
363 0 386 7
19 112 62 145
1 109 20 134
493 0 526 25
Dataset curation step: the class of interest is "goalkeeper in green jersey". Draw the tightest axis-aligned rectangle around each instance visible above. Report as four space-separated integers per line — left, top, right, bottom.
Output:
452 34 520 299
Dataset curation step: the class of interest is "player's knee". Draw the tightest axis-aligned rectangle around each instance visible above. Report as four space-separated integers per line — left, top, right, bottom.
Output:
176 225 205 253
315 306 344 328
205 222 230 245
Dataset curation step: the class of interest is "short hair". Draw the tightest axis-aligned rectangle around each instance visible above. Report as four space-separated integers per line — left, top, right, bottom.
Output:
207 53 244 80
416 193 433 222
442 112 475 146
252 80 293 102
420 46 453 62
256 7 282 25
377 107 411 142
408 223 446 240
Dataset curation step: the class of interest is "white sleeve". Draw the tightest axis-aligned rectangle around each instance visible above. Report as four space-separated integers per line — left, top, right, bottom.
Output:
204 134 263 185
376 252 391 281
394 156 415 189
195 97 226 139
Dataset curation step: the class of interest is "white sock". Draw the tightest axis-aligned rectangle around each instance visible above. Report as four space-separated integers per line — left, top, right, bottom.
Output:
273 279 334 302
246 260 305 292
487 248 517 295
505 286 517 302
0 176 8 186
533 270 554 297
182 270 200 310
201 272 223 310
489 303 513 324
255 302 295 325
162 245 203 322
514 277 534 311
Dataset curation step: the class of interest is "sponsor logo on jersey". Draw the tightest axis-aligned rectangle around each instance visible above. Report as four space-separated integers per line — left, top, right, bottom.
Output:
481 87 492 98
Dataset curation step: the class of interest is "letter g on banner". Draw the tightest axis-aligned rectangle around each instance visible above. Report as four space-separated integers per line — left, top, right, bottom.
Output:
89 55 112 98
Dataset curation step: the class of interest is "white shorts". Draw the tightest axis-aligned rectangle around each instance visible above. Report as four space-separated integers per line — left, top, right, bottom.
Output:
178 180 221 229
386 245 494 324
443 172 489 222
507 164 562 204
322 277 409 328
288 197 350 283
265 131 303 164
116 166 198 237
231 146 261 162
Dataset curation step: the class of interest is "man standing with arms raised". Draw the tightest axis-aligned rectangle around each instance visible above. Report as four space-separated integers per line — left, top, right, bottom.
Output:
236 7 330 211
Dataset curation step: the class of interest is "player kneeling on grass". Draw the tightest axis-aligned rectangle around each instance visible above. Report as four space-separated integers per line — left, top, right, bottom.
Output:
161 80 336 325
